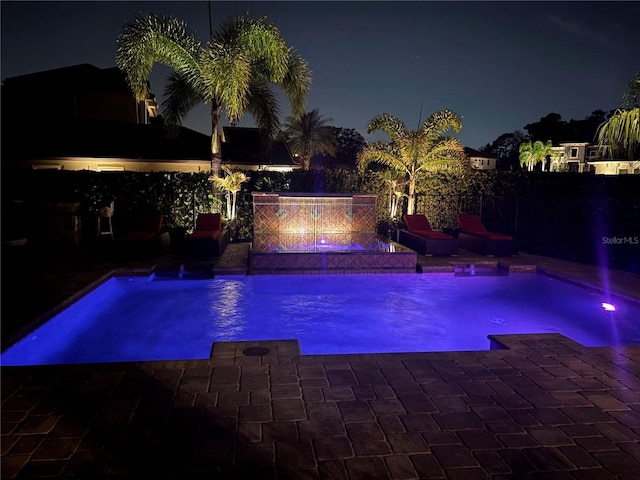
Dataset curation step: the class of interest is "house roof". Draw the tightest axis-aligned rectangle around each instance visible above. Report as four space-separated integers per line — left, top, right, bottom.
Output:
2 119 211 161
221 127 297 168
2 63 133 94
464 147 496 159
2 63 210 162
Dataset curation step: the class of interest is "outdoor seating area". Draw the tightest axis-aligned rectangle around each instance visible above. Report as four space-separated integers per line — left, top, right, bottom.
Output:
184 213 230 258
457 214 519 257
398 214 459 256
117 211 170 253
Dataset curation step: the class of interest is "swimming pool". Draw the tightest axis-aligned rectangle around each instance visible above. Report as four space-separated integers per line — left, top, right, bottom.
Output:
2 273 639 366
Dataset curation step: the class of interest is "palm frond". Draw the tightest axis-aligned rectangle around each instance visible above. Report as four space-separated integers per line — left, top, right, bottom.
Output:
620 72 640 109
161 72 203 126
116 14 203 101
215 14 290 82
280 109 335 168
281 52 312 119
367 114 408 141
211 165 250 193
357 143 407 173
245 78 281 145
203 42 252 122
419 137 466 163
518 141 533 167
420 109 463 139
597 107 640 160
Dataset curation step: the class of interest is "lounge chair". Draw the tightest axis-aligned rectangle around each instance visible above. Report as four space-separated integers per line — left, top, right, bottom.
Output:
185 213 229 258
457 214 518 257
398 214 459 256
117 211 169 251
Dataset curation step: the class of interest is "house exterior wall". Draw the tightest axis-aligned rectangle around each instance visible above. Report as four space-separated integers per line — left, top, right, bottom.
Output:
550 143 589 172
470 157 496 170
589 161 640 175
222 162 296 172
3 157 212 173
549 142 637 174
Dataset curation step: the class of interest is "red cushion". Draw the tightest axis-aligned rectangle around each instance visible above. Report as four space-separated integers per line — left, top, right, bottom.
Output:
458 214 487 234
463 230 513 240
458 215 512 239
412 230 453 240
196 213 222 231
403 214 433 232
190 229 221 240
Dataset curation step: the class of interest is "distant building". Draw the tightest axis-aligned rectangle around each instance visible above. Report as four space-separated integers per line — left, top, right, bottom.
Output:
2 63 158 126
2 64 211 172
549 142 639 174
221 127 298 172
464 147 496 170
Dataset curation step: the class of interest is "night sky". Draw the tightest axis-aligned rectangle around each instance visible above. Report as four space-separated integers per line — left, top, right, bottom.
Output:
2 1 639 149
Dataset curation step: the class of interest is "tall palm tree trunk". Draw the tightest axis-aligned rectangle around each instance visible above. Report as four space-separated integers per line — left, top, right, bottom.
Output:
211 99 222 171
225 192 232 219
231 191 238 221
407 181 416 215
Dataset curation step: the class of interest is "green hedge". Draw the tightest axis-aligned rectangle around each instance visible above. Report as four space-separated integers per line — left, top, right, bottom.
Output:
3 168 638 248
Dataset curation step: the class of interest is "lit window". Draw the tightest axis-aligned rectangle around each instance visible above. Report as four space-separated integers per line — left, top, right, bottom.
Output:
32 164 62 170
97 165 125 172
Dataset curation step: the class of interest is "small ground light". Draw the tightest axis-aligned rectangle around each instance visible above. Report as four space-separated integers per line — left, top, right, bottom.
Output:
601 302 616 311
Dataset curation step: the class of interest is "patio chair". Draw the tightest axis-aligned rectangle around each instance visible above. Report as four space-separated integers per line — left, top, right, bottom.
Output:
117 211 169 252
457 214 518 257
184 213 229 258
398 214 459 256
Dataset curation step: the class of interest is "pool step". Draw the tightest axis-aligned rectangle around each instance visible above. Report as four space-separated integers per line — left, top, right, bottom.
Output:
181 262 215 279
449 261 504 277
152 261 247 279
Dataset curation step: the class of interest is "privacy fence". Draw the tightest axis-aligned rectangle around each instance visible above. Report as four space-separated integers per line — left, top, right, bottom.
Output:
416 193 640 274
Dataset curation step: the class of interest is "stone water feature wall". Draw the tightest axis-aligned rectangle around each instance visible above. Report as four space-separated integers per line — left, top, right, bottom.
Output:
250 193 417 274
252 193 378 251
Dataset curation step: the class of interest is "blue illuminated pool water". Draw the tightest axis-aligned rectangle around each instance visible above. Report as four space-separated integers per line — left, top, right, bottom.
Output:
2 273 639 366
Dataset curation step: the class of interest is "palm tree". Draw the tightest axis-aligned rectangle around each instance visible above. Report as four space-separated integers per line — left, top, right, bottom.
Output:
379 170 407 220
519 140 553 171
279 109 336 170
210 166 250 221
357 111 465 215
116 13 311 168
596 72 640 161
